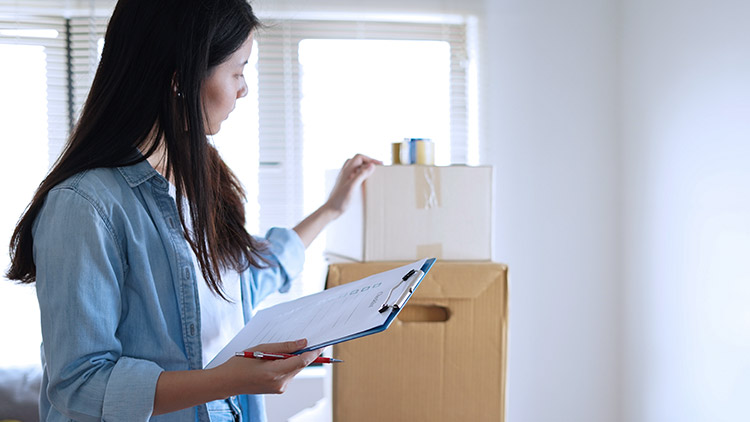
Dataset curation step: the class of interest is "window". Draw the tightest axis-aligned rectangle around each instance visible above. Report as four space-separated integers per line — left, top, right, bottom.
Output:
211 40 261 236
255 19 472 232
0 17 68 368
69 16 106 121
298 37 453 210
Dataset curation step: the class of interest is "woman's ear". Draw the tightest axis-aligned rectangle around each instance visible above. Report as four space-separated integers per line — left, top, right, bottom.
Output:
171 73 182 97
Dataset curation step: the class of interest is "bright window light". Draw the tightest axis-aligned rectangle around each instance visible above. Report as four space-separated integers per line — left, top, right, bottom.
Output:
0 43 48 368
297 38 451 294
299 38 451 213
211 40 261 235
299 39 451 176
299 39 450 212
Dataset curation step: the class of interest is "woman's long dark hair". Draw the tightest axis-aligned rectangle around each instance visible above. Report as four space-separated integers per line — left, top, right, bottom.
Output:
7 0 269 299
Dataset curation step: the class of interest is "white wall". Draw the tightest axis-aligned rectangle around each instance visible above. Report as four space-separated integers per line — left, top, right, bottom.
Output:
483 1 621 421
484 0 750 420
621 1 750 421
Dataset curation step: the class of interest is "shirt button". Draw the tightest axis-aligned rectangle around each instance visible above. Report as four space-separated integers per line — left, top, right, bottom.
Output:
189 323 196 336
183 267 190 279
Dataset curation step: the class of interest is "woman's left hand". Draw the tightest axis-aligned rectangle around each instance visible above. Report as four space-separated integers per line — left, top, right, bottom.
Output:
293 153 381 248
324 154 382 218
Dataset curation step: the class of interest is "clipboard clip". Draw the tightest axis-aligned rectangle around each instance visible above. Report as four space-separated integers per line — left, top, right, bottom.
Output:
378 268 423 313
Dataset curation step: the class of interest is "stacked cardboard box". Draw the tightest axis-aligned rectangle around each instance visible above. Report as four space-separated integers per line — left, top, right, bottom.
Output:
324 165 507 421
326 261 508 422
325 165 493 262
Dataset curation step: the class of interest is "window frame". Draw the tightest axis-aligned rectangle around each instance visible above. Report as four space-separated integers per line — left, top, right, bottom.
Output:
254 18 472 233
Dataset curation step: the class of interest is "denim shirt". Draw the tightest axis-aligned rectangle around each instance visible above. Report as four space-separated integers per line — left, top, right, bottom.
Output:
32 159 305 422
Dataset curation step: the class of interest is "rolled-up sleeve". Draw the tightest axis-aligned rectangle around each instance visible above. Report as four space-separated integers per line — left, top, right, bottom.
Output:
245 227 305 307
34 187 162 422
102 357 163 420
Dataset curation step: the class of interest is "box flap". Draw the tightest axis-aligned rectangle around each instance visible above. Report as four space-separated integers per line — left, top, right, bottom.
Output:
327 261 507 300
416 261 506 299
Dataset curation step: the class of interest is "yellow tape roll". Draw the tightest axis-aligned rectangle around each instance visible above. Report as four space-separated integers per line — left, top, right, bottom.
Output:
392 142 403 164
413 139 435 165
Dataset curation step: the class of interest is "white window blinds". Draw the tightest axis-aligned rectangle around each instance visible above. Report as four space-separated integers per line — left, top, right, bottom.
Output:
69 16 107 122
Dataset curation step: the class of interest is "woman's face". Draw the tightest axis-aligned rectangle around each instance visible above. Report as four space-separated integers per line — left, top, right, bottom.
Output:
201 35 253 135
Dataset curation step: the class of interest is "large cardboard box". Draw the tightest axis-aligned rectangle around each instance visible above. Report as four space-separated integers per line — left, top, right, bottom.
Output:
325 165 493 261
327 261 508 422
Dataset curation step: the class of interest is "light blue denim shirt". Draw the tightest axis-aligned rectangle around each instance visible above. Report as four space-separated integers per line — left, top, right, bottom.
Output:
32 159 305 422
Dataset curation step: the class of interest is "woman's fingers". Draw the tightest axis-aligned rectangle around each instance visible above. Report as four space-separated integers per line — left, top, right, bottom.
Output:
248 339 307 354
222 340 323 394
340 154 380 186
343 154 382 173
245 339 323 371
323 154 380 216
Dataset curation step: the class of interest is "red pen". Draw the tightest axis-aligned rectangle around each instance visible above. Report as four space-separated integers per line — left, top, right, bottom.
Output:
235 351 343 364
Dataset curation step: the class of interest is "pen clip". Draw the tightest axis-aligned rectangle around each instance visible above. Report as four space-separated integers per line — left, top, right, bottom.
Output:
378 269 422 313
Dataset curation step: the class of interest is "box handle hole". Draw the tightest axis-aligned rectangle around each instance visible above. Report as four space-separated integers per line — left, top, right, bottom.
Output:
397 304 450 322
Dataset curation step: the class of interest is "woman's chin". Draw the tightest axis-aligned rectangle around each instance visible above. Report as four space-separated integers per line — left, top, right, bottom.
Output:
205 125 221 136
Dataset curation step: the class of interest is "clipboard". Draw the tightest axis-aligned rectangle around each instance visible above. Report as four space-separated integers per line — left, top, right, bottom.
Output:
205 257 436 369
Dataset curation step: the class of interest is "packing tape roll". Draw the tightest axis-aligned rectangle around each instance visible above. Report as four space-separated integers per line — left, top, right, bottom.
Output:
398 138 435 165
415 166 441 209
412 140 434 165
392 142 403 164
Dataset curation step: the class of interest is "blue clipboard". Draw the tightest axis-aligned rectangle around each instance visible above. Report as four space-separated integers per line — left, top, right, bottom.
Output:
297 257 436 353
205 258 437 368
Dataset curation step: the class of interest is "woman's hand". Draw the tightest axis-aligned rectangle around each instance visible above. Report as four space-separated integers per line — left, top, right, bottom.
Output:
293 154 381 248
153 339 322 415
323 154 382 219
212 339 322 396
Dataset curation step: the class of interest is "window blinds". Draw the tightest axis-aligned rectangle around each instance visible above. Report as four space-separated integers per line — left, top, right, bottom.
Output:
255 19 469 232
69 16 107 123
0 16 68 164
0 0 112 162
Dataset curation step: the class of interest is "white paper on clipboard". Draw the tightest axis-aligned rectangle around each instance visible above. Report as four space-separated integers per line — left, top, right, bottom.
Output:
205 258 434 369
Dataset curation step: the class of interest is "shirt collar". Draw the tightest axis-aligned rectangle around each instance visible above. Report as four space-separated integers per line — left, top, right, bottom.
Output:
116 153 167 189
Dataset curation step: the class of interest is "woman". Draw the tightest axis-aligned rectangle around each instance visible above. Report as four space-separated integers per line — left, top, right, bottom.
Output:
6 0 379 420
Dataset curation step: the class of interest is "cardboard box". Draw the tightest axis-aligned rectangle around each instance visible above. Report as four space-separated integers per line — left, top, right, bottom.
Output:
325 165 493 261
327 261 508 422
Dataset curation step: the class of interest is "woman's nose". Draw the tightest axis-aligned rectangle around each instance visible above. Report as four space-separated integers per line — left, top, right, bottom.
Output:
238 79 248 98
